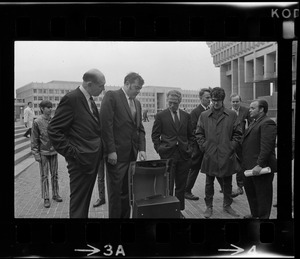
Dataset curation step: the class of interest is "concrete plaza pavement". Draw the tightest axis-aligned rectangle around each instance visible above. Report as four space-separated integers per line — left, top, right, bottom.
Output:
14 118 277 219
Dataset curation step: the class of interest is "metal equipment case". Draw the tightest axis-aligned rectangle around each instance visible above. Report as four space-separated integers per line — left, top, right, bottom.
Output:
128 159 180 218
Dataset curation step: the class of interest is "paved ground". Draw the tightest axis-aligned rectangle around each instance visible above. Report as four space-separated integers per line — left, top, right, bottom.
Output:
14 118 277 219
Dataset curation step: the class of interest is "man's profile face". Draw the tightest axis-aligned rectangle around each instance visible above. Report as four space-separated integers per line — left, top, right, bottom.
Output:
200 92 211 107
249 101 261 119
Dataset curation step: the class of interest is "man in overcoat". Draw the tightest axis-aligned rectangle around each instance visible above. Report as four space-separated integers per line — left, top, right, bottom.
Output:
195 87 242 218
241 99 277 219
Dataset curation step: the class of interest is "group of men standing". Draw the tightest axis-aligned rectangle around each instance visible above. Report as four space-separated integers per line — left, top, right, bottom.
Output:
30 68 276 219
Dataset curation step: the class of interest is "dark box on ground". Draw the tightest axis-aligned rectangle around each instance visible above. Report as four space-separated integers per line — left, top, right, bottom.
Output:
129 159 180 218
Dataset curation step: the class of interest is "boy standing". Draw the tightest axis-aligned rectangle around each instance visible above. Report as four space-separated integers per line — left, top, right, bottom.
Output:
31 100 62 208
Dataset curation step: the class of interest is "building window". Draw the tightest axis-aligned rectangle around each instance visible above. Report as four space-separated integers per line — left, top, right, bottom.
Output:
61 90 64 94
33 89 37 93
43 89 47 94
34 96 37 101
38 96 43 101
38 89 43 94
49 89 54 94
55 96 59 101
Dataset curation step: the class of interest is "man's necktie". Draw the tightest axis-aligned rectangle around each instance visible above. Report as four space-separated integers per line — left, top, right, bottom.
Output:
89 96 99 120
129 98 136 119
173 111 180 129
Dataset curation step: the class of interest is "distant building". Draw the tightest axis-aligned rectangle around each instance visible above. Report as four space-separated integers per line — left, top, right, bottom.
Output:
15 81 201 117
14 98 26 121
206 41 297 119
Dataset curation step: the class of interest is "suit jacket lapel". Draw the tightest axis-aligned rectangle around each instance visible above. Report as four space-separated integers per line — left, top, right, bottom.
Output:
244 115 266 138
77 87 99 124
119 89 136 123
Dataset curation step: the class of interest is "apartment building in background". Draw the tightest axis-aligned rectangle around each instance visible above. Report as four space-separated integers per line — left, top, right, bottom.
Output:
15 82 201 120
206 41 297 119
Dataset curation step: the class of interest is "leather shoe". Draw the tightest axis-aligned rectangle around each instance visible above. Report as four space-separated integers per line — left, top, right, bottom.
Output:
231 187 244 198
93 199 105 207
244 214 259 219
184 192 199 200
204 207 213 218
224 206 240 217
44 199 50 208
53 195 63 202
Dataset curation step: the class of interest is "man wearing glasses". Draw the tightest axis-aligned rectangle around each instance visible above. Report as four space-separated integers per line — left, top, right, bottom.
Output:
195 87 242 218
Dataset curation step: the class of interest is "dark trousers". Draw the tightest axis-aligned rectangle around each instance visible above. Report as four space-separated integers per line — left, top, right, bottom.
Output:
168 148 191 210
185 144 203 193
244 173 274 219
96 159 105 200
66 159 98 218
235 169 244 188
24 128 31 137
106 158 133 218
205 175 233 208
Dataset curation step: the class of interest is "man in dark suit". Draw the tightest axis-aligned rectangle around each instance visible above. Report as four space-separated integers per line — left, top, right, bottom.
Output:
48 68 105 218
230 93 251 198
242 99 277 219
100 72 146 218
152 90 194 218
184 88 211 200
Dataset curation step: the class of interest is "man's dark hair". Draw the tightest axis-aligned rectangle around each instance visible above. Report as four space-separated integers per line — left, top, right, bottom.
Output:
28 101 32 105
124 72 144 86
39 100 52 114
211 87 225 101
256 99 269 114
199 88 211 98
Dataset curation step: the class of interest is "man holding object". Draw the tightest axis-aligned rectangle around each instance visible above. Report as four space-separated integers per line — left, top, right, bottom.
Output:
241 99 277 219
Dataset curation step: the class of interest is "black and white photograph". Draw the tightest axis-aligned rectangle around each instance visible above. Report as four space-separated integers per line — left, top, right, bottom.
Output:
14 40 292 220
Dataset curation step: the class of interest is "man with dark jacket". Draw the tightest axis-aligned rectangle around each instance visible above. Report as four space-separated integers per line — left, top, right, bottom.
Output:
196 87 242 218
242 99 277 219
152 90 194 218
184 88 211 200
48 68 105 218
230 93 251 198
100 72 146 218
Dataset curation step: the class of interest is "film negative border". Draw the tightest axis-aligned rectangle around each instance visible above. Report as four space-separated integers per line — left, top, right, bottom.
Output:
1 2 297 258
0 3 298 40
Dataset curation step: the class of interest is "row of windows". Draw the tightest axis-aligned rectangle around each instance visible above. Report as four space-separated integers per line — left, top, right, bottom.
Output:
33 89 72 94
212 42 269 63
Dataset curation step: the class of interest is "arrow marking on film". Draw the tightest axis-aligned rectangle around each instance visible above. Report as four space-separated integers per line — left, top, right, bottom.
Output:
74 244 100 256
218 244 244 256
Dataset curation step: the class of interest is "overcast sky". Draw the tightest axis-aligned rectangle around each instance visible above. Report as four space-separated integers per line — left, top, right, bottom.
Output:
15 41 220 95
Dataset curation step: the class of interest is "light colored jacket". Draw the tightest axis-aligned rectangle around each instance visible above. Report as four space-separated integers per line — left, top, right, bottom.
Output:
24 106 35 128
